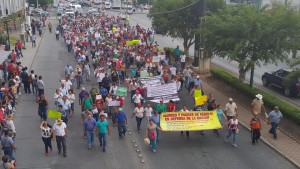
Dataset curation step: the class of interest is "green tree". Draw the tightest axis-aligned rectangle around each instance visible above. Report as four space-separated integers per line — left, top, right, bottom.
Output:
149 0 225 57
201 4 300 82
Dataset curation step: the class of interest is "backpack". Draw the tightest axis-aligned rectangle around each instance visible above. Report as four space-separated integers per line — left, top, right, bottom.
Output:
149 129 156 141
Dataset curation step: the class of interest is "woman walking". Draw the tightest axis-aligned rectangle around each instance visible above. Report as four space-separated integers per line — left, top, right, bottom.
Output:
67 89 75 116
40 121 52 157
132 103 144 133
145 119 162 153
223 115 239 147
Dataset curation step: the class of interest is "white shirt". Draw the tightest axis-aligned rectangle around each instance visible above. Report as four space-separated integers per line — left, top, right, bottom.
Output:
110 86 118 95
53 122 67 136
67 93 75 103
180 55 186 62
132 94 143 103
170 67 176 75
134 107 144 118
144 107 153 117
59 100 71 111
54 92 63 102
41 127 51 138
225 102 238 116
61 80 72 90
6 120 16 133
96 72 105 82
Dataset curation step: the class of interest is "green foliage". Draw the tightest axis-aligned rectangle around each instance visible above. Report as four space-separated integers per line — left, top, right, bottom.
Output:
202 4 300 82
137 0 153 5
284 57 300 87
163 47 184 56
211 67 300 124
28 0 53 7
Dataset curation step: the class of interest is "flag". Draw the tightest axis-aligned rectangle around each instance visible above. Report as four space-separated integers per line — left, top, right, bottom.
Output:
195 95 208 106
116 87 127 96
48 110 62 119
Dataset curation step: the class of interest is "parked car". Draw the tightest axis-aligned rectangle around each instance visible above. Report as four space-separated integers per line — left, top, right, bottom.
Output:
79 2 91 7
105 2 111 9
262 68 300 97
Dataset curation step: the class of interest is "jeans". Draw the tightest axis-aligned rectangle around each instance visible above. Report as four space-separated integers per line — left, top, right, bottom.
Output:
150 139 157 150
23 81 31 93
93 114 99 122
269 122 278 139
3 147 14 160
56 136 67 155
38 106 47 120
111 113 116 124
86 130 94 147
118 123 126 137
136 117 143 131
252 129 261 143
42 137 52 153
38 88 44 96
98 133 107 149
226 129 237 144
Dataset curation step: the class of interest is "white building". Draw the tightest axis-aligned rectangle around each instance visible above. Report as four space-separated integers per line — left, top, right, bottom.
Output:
0 0 26 18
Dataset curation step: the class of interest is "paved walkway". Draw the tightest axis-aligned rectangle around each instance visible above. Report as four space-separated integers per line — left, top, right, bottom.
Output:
201 74 300 167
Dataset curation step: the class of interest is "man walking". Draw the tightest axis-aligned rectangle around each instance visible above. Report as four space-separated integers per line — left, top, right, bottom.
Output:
96 114 110 152
268 106 283 140
115 108 127 138
37 76 45 96
53 119 67 157
224 98 238 121
84 114 96 149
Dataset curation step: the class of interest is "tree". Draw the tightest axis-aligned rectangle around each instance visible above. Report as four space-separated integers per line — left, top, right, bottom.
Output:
149 0 225 57
201 4 300 82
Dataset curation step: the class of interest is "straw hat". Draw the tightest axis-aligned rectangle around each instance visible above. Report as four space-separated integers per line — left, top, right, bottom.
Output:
56 118 63 125
255 94 263 100
6 114 13 120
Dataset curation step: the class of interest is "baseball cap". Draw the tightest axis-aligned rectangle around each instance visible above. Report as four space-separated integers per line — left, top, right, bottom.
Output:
81 87 85 90
119 108 123 111
229 98 233 101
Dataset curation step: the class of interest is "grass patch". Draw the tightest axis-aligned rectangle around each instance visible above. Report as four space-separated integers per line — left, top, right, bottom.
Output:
211 67 300 125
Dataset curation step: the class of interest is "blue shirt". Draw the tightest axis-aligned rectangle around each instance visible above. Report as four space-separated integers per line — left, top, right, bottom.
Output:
84 118 96 131
216 109 224 121
194 79 202 88
100 88 108 96
268 110 283 124
150 115 160 125
79 91 89 102
131 69 136 77
116 112 126 123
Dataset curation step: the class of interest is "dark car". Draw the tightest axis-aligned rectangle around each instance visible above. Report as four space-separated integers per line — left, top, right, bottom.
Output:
262 68 300 97
79 2 91 7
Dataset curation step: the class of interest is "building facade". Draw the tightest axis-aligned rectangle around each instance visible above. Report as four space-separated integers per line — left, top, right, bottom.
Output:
0 0 25 18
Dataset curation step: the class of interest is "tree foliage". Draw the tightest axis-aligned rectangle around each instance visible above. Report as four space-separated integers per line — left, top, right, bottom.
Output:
149 0 225 57
201 4 300 81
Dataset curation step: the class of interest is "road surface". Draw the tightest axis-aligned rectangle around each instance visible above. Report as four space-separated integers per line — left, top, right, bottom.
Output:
13 14 298 169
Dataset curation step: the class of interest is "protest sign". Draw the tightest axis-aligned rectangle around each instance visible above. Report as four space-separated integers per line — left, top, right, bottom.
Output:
108 100 120 107
152 56 160 62
140 70 148 77
147 83 177 97
160 111 222 131
149 94 180 103
96 95 102 100
116 87 127 96
140 76 164 87
48 110 62 119
158 55 165 60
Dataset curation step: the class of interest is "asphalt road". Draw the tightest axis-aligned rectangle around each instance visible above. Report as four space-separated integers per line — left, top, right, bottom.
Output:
101 9 300 107
12 13 298 169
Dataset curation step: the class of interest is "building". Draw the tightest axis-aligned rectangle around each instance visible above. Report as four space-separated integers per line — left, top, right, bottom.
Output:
0 0 26 18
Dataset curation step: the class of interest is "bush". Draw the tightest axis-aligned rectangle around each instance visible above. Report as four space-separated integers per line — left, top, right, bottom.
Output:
211 67 300 124
163 47 184 56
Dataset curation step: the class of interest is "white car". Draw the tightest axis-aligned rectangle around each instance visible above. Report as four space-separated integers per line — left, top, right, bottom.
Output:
105 2 111 9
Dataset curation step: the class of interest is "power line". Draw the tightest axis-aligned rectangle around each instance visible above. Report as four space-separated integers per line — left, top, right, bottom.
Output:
149 0 200 15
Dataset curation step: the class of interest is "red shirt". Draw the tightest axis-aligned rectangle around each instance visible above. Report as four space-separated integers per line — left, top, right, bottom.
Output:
17 42 22 49
162 74 169 81
167 103 176 112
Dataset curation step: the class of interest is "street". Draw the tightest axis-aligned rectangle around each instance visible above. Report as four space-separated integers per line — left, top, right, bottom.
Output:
13 15 298 169
102 9 300 106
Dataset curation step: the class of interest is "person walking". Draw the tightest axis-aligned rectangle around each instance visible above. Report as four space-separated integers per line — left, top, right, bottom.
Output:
145 119 162 153
40 121 53 157
96 114 110 152
215 105 226 136
52 119 67 157
156 100 167 115
115 108 127 138
84 114 97 149
145 104 154 122
2 155 15 169
150 111 160 141
1 130 15 161
132 103 145 133
251 94 266 115
36 95 48 121
224 98 238 121
180 105 190 137
224 115 239 147
250 111 262 144
268 106 283 140
37 76 45 96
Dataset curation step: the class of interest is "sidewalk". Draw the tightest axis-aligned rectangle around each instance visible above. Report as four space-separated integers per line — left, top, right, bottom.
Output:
201 74 300 168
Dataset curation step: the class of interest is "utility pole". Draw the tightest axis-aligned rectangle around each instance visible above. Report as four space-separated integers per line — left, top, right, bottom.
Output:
192 0 205 67
37 0 39 8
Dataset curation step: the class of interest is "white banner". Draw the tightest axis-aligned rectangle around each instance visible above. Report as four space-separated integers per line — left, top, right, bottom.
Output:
108 100 120 107
140 76 164 87
152 56 160 62
147 83 177 97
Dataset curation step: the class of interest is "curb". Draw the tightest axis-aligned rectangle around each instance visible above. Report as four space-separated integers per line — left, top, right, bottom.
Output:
201 76 300 168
